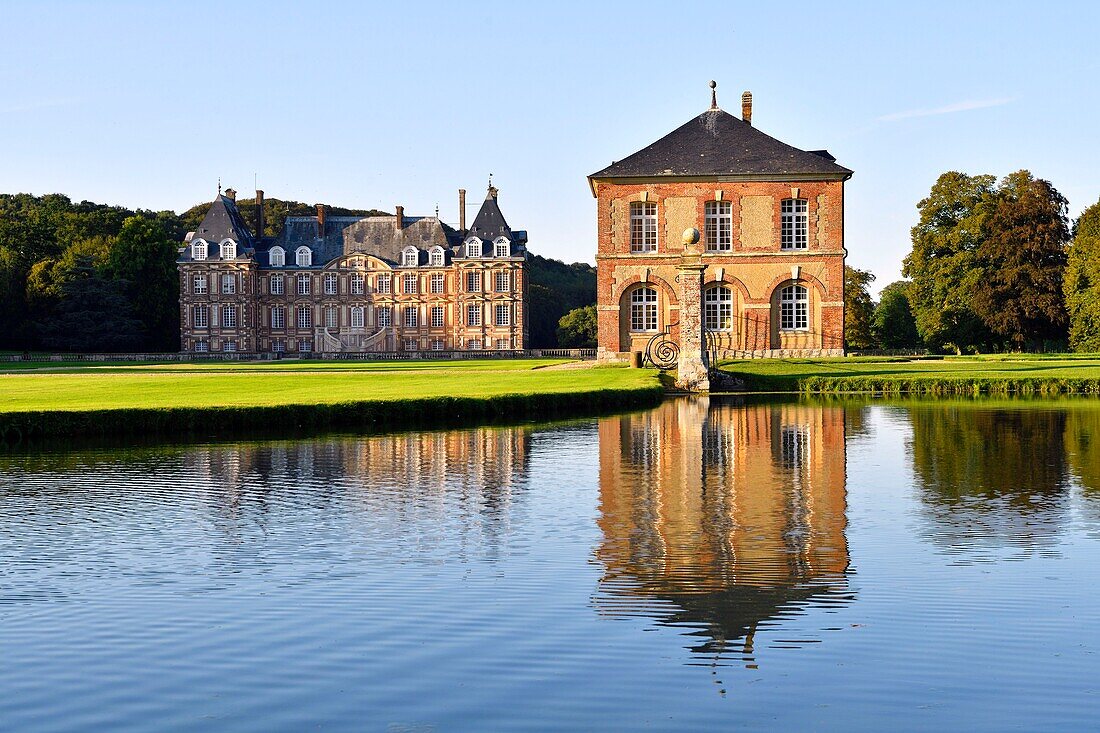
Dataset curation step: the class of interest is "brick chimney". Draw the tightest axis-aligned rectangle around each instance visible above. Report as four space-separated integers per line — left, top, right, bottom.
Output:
225 187 236 201
741 91 753 126
459 189 466 233
395 205 404 230
315 203 326 238
255 189 264 238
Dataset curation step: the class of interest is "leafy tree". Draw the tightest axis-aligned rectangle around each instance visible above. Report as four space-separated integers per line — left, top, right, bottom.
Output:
873 280 920 348
557 305 598 348
844 265 876 349
972 171 1069 349
903 172 997 352
1063 198 1100 352
35 265 147 352
102 217 180 350
526 254 596 347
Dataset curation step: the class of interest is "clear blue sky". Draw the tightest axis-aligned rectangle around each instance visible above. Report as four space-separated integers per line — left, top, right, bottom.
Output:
3 1 1098 294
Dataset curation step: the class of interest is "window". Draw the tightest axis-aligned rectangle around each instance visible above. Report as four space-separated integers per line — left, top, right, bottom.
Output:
222 339 237 353
404 338 419 351
466 271 481 292
465 239 482 258
403 273 418 294
350 273 364 295
377 306 392 328
298 339 312 353
494 238 510 257
296 246 312 267
297 274 311 295
271 305 286 329
325 306 338 328
781 198 809 250
431 338 445 351
193 304 208 329
272 339 286 353
466 338 483 350
630 287 658 332
431 305 445 328
350 306 365 328
192 275 207 294
780 284 809 330
376 274 392 294
270 275 284 295
429 247 444 266
404 306 418 328
221 274 236 294
495 303 510 326
630 202 657 252
221 304 237 328
495 338 511 350
220 239 237 259
704 285 733 331
324 273 338 295
466 304 482 326
191 240 208 260
494 271 510 292
705 201 732 251
296 305 312 329
269 246 285 267
780 425 810 468
402 247 418 267
194 339 209 352
430 273 445 293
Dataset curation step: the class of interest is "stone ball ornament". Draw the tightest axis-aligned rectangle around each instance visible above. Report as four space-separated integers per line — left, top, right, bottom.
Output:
682 227 701 245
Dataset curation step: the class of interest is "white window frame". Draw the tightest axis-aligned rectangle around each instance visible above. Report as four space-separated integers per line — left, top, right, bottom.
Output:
403 273 418 294
466 304 482 326
296 305 312 330
194 339 209 352
269 246 285 267
431 338 445 351
192 275 207 295
495 338 511 350
630 287 658 332
377 305 392 328
402 247 419 267
780 284 809 330
404 338 419 351
270 274 284 295
465 238 482 258
430 273 445 293
298 339 312 353
376 274 392 294
494 271 511 292
295 246 312 267
494 238 510 257
781 198 809 250
705 200 732 251
404 306 418 328
350 273 364 295
466 338 483 350
272 339 286 353
191 239 208 260
296 274 311 296
222 339 237 353
193 304 208 329
431 305 445 328
271 305 286 330
704 285 733 331
494 303 511 326
350 306 365 329
221 304 237 328
220 274 236 295
429 247 445 266
466 271 481 292
324 273 338 295
219 239 237 260
325 305 338 328
630 202 657 253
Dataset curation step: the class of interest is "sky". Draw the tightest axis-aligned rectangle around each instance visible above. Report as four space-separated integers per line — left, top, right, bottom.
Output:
3 0 1099 295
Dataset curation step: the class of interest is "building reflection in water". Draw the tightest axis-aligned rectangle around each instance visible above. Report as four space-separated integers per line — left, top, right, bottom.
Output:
593 397 852 666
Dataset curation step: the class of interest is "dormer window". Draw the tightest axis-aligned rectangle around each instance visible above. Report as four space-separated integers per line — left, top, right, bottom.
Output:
465 238 482 258
191 239 208 261
269 246 285 267
296 246 312 267
402 247 419 267
429 247 445 266
494 238 510 258
220 239 237 259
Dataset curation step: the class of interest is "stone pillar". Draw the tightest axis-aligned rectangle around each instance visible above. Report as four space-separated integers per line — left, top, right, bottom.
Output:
676 228 710 392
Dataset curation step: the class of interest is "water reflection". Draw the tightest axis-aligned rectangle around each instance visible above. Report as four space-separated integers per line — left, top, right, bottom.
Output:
593 398 852 664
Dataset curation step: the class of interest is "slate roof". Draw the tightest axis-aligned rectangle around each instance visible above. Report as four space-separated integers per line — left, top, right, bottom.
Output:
588 108 852 183
462 187 528 257
191 195 255 247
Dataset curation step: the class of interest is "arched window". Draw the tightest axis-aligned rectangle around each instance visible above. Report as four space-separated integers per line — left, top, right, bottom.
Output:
781 199 808 250
704 201 732 251
465 238 482 258
704 285 733 330
779 284 809 330
269 246 285 267
220 239 237 259
350 306 365 329
429 247 445 266
630 286 658 332
191 239 208 261
296 246 312 267
494 238 510 257
402 247 419 267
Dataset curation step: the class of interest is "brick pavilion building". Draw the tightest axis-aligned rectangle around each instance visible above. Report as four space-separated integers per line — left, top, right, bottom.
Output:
589 83 852 388
177 185 529 354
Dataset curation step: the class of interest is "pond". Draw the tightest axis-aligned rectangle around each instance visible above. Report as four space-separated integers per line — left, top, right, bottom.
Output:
3 397 1100 731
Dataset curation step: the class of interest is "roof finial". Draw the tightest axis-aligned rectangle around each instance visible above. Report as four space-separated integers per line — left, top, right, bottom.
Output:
435 203 440 219
709 80 718 110
217 177 222 196
488 172 493 189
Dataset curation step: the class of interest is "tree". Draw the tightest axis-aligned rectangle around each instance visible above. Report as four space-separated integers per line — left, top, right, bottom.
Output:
972 171 1069 349
35 265 146 352
101 217 180 350
903 172 997 352
844 266 876 349
557 305 598 348
526 254 597 347
1064 198 1100 352
873 280 920 348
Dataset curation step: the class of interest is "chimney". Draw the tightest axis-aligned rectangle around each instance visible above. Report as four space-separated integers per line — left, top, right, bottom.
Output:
255 189 264 238
224 187 236 201
741 91 753 126
459 189 466 232
395 205 404 230
315 203 326 238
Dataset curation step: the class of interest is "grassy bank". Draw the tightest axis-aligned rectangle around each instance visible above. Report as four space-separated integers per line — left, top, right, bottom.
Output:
0 359 662 440
720 355 1100 395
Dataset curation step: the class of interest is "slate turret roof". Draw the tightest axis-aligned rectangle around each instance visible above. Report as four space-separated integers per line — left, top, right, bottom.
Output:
466 186 513 242
191 194 256 246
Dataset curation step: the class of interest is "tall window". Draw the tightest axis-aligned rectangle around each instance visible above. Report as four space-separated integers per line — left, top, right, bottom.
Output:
193 304 208 328
221 274 236 294
296 246 312 267
494 271 510 292
324 306 338 328
220 240 236 259
430 273 445 293
350 273 364 295
780 284 809 330
402 247 418 267
466 271 481 292
466 304 482 326
296 305 312 329
466 239 482 258
376 274 392 294
192 275 207 294
630 287 658 332
377 305 392 328
270 275 284 295
781 198 808 250
191 240 208 260
324 273 338 295
403 273 418 294
297 274 311 295
704 285 733 331
431 305 445 328
350 306 364 329
630 202 657 252
494 303 510 326
429 247 444 266
494 239 510 257
404 306 418 328
705 201 732 251
271 305 286 329
221 304 237 328
269 246 285 266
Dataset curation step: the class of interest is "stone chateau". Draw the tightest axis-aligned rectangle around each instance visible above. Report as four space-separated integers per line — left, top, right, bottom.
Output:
177 185 529 354
589 83 852 387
